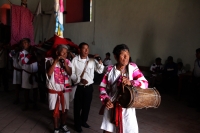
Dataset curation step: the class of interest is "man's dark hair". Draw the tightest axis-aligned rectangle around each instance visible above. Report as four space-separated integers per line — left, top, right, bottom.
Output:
178 62 183 67
22 38 31 43
79 42 89 49
106 52 110 56
113 44 129 59
167 56 173 61
155 57 161 62
196 48 200 53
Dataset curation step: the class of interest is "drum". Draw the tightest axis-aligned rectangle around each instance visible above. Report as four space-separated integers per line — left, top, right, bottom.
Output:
117 86 161 109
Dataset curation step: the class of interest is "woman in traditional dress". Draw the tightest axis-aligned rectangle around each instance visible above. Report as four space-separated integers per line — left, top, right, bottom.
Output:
99 44 148 133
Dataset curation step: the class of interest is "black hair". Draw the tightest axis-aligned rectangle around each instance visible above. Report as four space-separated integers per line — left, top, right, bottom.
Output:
167 56 173 61
155 57 161 62
106 52 110 56
113 44 129 59
79 42 89 49
196 48 200 53
22 38 31 44
21 2 27 8
178 62 183 67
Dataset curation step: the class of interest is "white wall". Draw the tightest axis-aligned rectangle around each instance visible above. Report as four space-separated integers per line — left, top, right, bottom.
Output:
1 0 200 70
65 0 200 71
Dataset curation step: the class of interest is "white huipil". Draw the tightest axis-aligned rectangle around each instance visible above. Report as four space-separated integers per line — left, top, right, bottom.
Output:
45 57 72 110
20 50 38 89
100 67 138 133
10 53 22 84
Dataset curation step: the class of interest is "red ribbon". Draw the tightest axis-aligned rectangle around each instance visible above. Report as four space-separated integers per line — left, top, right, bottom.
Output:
112 102 123 133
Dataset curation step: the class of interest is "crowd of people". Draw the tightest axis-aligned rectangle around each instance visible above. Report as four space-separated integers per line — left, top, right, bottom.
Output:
0 38 200 133
149 49 200 112
149 55 188 88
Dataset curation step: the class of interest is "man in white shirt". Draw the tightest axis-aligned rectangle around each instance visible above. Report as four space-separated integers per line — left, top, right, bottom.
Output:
71 42 104 132
103 52 112 66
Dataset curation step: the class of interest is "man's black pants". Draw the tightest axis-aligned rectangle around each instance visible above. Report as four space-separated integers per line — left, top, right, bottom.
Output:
74 84 93 128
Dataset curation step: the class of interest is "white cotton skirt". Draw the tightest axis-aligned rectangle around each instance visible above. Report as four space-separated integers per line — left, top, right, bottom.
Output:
48 92 70 110
101 107 138 133
13 70 22 84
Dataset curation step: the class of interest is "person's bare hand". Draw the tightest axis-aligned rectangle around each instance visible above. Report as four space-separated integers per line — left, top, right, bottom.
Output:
105 98 114 109
122 76 131 86
81 79 88 85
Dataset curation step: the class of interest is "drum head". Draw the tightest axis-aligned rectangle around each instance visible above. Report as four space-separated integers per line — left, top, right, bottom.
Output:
118 87 131 108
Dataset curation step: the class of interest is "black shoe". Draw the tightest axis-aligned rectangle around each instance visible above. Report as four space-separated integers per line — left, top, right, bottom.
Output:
74 126 82 132
81 123 90 128
60 125 70 133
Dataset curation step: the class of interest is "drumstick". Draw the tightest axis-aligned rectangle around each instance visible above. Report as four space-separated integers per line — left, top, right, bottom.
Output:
121 70 125 93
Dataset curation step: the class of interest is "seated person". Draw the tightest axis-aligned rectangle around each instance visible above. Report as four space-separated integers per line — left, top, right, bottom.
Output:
103 52 112 66
164 56 178 78
149 57 164 87
177 62 186 76
150 57 164 76
163 56 178 90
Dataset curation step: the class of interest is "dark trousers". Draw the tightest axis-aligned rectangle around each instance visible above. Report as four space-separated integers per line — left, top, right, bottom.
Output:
0 67 8 90
74 84 93 128
189 77 200 107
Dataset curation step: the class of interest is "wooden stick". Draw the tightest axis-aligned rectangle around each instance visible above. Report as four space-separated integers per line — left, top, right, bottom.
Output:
7 0 12 5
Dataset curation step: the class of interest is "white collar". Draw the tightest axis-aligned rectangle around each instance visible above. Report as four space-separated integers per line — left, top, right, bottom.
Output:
78 55 89 62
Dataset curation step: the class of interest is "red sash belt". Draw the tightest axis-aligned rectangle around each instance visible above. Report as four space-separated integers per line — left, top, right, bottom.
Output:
111 102 123 133
48 89 66 118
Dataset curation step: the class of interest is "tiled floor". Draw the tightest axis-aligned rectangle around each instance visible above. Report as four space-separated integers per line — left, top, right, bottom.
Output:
0 83 200 133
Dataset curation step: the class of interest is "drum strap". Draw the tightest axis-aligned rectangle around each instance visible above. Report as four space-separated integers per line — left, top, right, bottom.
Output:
107 75 120 94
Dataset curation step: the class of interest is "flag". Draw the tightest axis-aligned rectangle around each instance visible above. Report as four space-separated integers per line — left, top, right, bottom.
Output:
35 0 41 15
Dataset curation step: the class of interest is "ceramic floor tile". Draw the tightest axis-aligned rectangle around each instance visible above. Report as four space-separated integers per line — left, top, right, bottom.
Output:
0 83 200 133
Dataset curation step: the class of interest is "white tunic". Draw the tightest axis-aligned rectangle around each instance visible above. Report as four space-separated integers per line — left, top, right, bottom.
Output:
101 67 138 133
45 57 72 110
21 62 38 89
11 53 22 84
